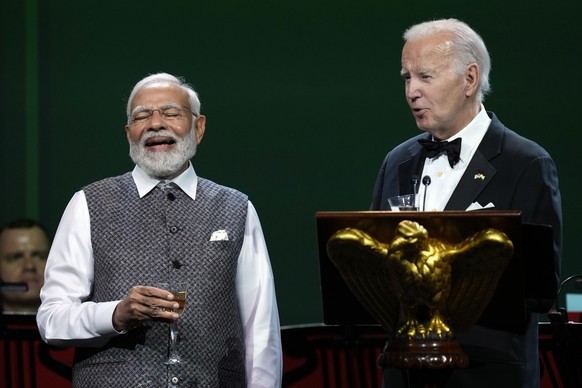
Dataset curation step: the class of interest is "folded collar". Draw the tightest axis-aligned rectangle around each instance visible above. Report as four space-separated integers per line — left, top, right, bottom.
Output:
132 163 198 200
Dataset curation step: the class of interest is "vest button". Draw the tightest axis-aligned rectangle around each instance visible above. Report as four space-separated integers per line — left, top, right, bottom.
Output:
170 376 179 384
170 226 179 233
172 260 182 269
167 193 176 201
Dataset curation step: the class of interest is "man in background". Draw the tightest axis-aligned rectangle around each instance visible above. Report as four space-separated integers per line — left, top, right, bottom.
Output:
0 218 50 314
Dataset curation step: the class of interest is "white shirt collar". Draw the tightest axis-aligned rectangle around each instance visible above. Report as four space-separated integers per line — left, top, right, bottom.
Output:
132 162 198 200
446 104 491 165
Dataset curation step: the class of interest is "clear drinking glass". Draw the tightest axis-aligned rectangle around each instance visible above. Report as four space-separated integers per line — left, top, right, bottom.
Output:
158 281 188 365
388 194 418 211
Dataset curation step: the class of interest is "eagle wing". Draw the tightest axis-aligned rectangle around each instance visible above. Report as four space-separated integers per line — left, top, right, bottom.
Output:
326 227 398 333
445 228 514 334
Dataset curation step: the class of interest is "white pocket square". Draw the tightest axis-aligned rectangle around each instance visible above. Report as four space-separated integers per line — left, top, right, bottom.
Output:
209 230 229 241
466 202 495 211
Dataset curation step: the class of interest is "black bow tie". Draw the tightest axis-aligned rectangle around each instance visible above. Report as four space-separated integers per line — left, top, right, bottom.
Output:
418 137 462 168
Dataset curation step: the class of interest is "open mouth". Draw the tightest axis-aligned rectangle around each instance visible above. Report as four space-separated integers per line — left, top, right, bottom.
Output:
144 136 176 148
411 108 428 118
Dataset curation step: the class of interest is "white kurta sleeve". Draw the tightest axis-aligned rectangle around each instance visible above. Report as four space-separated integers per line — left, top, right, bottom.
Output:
36 190 121 347
236 201 282 387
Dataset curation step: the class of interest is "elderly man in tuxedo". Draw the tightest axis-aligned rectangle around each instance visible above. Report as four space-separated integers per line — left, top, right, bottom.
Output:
370 18 562 388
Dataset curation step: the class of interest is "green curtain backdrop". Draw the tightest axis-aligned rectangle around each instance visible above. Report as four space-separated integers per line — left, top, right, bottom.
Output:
1 0 580 325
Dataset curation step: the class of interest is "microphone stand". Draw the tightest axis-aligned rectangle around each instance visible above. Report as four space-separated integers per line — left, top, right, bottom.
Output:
548 274 582 324
421 176 431 212
411 176 419 211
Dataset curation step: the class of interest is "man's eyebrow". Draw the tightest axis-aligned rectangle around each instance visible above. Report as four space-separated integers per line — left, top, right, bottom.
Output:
131 106 148 114
160 103 182 109
131 103 181 113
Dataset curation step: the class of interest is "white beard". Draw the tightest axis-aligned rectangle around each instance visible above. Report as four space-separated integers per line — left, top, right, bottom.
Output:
129 128 197 179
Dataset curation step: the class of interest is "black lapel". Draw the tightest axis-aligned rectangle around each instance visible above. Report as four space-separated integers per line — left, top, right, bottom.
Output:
445 150 497 210
399 140 427 194
445 112 504 210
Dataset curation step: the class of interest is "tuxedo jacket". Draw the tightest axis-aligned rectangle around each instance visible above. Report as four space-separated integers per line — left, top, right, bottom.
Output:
371 112 562 388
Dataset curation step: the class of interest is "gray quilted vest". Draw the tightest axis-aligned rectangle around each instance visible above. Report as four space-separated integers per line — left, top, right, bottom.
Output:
73 172 248 388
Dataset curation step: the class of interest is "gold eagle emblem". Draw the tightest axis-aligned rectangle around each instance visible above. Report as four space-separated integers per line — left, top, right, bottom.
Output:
326 220 513 341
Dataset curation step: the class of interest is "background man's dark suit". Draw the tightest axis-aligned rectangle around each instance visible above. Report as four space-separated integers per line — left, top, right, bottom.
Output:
370 112 562 387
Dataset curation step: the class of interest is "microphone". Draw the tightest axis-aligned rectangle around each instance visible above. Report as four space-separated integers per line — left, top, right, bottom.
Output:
410 175 419 211
422 175 431 211
0 281 28 292
411 175 419 198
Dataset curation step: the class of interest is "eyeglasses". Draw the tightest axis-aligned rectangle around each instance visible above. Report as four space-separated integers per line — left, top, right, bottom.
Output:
129 105 197 124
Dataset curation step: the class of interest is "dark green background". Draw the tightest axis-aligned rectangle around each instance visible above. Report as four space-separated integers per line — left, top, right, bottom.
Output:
2 0 580 326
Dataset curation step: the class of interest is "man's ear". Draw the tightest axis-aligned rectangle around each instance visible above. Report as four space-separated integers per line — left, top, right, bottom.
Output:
465 63 480 98
124 124 131 140
194 115 206 144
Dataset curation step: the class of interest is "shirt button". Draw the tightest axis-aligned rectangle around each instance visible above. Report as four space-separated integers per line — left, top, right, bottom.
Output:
170 226 179 233
437 171 443 177
171 376 179 384
167 193 176 201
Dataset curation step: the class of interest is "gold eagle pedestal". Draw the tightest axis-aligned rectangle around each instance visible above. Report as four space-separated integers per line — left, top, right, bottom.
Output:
321 212 516 387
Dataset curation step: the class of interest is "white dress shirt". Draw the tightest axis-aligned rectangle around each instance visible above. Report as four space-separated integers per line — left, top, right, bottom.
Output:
37 164 282 388
419 105 491 211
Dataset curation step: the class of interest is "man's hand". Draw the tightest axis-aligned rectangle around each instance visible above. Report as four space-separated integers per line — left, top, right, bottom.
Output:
112 286 180 331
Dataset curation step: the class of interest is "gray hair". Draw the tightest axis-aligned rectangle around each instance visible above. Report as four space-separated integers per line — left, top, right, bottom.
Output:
404 19 491 101
126 73 201 121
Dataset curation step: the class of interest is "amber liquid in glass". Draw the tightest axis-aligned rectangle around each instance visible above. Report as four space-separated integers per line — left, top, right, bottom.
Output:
172 291 187 313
